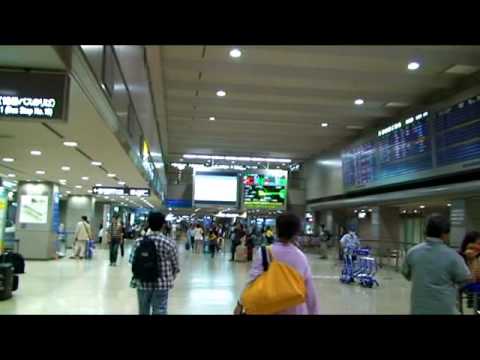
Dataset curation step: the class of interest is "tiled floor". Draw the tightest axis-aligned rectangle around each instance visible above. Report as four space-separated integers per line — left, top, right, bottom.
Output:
0 240 417 315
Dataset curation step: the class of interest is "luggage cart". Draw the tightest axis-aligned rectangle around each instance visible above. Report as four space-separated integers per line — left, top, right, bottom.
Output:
340 247 379 288
458 282 480 315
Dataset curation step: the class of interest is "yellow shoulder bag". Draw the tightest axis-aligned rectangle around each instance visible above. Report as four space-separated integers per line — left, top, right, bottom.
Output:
241 246 306 314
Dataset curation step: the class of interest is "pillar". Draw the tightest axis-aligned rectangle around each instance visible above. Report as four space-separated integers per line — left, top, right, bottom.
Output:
64 195 96 248
16 181 60 260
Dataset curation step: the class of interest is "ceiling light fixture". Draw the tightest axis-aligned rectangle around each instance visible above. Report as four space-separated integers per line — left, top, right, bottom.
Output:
81 176 89 181
30 150 42 156
75 185 82 189
2 157 14 163
216 90 226 97
95 183 103 187
59 179 67 184
63 141 78 147
61 166 71 171
419 205 425 209
354 99 364 105
7 174 16 178
118 181 126 186
66 191 71 194
209 116 216 121
447 203 452 207
35 170 45 175
229 48 242 58
407 62 420 71
91 161 102 166
321 123 328 127
87 190 93 194
107 173 116 178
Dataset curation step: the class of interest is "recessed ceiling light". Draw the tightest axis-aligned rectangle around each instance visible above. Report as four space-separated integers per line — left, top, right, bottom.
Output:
95 183 102 187
81 176 89 181
107 173 116 178
61 166 71 171
385 102 409 108
118 181 126 185
229 48 242 58
87 190 93 194
407 62 420 71
447 203 452 207
66 191 71 194
91 161 102 166
59 179 67 184
209 116 216 121
30 150 42 156
104 196 109 199
321 123 328 127
75 185 82 189
2 157 14 163
35 170 45 175
354 99 364 105
63 141 78 147
346 125 364 130
419 205 425 209
7 174 16 178
216 90 226 97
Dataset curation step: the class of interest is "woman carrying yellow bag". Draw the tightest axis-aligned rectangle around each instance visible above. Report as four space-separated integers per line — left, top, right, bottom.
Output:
234 213 319 315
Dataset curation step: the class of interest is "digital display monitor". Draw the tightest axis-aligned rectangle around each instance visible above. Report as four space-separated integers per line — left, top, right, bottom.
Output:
193 171 239 206
243 170 287 209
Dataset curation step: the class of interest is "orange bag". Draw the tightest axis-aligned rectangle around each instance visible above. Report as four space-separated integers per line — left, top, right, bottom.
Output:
241 246 306 314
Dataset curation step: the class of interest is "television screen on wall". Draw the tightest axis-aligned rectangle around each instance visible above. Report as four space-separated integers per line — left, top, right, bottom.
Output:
243 170 288 209
193 171 239 206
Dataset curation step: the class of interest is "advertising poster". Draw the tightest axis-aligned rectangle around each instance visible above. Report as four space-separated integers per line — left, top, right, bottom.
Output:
51 192 61 232
19 195 49 224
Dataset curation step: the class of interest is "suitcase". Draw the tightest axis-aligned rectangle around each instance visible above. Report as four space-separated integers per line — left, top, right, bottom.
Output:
12 275 19 292
185 241 191 250
0 263 14 300
85 240 95 259
0 252 25 274
235 245 248 262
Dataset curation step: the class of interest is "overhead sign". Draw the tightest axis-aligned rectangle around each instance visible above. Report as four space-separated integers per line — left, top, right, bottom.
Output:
0 70 69 121
92 186 150 197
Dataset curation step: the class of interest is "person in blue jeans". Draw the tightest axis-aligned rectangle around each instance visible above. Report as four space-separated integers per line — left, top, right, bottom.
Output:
129 212 180 315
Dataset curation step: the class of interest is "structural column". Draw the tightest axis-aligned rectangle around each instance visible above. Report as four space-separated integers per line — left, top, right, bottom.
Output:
64 195 96 248
16 182 61 260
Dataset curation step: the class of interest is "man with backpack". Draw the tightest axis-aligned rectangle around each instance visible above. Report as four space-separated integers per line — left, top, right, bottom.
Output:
129 211 180 315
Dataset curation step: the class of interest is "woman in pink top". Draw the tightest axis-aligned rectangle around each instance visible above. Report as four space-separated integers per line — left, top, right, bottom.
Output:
235 213 319 315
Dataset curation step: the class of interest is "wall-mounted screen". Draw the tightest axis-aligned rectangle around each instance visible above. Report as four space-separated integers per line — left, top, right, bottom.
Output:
243 170 288 209
341 94 480 192
193 171 239 206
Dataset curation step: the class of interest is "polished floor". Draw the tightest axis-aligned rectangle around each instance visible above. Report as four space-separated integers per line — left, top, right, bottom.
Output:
0 239 423 315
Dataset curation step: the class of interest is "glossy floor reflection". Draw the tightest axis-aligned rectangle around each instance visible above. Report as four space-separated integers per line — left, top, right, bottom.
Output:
0 241 414 315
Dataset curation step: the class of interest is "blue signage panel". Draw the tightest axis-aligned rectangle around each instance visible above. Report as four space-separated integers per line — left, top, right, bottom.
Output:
166 199 192 208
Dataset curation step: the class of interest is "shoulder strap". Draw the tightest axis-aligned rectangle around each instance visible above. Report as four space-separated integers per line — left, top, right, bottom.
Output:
261 246 269 271
81 222 91 239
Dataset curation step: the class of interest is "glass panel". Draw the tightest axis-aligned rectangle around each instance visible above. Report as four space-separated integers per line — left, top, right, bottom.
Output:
80 45 104 82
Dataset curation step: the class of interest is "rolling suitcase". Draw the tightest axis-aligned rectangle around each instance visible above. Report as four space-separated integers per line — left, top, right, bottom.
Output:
0 263 14 300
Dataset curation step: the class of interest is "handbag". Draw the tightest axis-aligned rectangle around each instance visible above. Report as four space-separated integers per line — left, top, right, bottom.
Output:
240 246 306 314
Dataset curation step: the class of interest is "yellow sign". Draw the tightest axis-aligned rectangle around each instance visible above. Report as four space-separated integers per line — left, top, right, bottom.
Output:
143 140 150 161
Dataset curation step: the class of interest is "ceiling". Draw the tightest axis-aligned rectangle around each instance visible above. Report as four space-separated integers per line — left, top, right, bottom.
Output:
160 45 480 163
0 47 161 208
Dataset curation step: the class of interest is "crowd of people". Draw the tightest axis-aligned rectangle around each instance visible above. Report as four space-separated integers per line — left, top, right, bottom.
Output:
61 209 480 316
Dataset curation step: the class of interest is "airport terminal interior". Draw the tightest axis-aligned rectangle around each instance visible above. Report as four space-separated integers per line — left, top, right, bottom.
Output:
2 45 480 315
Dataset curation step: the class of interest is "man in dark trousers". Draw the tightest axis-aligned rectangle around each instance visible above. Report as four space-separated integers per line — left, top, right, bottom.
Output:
230 223 245 261
108 216 123 266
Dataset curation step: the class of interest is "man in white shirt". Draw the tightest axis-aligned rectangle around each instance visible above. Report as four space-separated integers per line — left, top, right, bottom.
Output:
70 216 92 260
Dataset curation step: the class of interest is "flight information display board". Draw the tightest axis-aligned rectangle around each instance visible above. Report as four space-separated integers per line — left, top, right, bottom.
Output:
243 170 288 209
341 94 480 192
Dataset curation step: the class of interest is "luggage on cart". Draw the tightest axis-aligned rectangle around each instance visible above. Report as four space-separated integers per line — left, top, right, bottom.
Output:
0 263 14 301
235 244 248 262
85 240 95 260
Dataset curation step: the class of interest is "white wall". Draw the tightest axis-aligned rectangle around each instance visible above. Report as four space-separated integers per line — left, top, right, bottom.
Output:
304 152 344 201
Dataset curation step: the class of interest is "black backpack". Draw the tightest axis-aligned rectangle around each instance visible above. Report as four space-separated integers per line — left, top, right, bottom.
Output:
132 236 159 282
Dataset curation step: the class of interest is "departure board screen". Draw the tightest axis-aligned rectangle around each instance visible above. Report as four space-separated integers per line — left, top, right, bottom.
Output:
341 94 480 192
342 115 433 191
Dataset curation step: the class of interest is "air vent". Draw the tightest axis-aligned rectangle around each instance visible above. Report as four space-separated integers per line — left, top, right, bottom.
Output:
346 125 364 130
445 64 480 75
385 102 409 108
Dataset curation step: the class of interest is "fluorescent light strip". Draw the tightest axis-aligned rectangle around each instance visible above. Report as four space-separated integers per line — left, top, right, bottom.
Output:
182 154 291 163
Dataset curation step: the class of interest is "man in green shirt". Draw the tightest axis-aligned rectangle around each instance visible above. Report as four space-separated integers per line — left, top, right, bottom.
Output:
402 214 472 315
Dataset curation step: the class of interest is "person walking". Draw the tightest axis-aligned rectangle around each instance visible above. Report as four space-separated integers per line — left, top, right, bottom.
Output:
208 228 218 258
193 224 204 254
459 231 480 309
97 224 104 245
129 212 180 315
234 213 319 315
230 223 246 261
70 216 92 260
108 216 123 266
120 221 126 258
402 214 472 315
